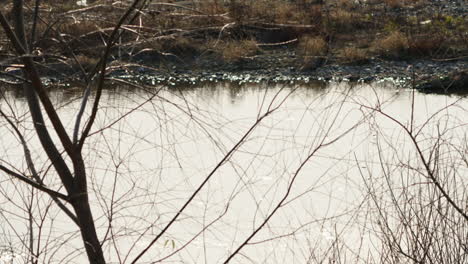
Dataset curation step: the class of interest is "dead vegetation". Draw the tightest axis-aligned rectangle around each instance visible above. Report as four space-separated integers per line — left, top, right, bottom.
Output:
339 46 369 64
298 35 328 57
216 39 259 62
373 31 409 57
0 0 466 72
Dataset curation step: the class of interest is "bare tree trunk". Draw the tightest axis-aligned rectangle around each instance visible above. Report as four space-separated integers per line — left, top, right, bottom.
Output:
71 159 106 264
1 1 107 263
0 0 143 262
72 189 106 264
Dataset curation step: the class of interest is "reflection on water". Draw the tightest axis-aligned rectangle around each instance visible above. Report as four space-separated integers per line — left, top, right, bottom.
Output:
0 82 466 263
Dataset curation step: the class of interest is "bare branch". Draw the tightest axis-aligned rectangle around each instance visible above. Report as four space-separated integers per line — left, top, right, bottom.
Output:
0 3 77 162
0 107 78 224
77 0 144 151
130 92 283 264
0 164 69 202
362 104 468 222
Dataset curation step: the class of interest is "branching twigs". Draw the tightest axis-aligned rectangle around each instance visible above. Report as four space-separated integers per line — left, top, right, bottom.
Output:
0 4 76 196
0 1 148 263
355 156 421 264
0 164 68 202
154 201 231 263
0 108 78 223
223 91 362 263
354 89 467 263
77 0 144 151
130 88 294 264
362 104 468 222
1 1 76 159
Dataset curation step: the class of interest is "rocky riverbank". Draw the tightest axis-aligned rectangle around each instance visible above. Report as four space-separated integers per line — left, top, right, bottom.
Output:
0 0 466 94
123 46 467 91
1 47 466 94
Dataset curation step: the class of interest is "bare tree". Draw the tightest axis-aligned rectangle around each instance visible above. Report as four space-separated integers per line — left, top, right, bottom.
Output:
0 1 360 263
356 89 468 264
1 1 465 264
0 0 144 263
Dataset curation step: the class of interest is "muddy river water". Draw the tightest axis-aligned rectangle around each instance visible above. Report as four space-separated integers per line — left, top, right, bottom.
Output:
0 81 466 263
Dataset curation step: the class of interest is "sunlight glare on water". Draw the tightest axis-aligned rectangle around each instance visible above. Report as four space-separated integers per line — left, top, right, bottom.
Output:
0 81 466 263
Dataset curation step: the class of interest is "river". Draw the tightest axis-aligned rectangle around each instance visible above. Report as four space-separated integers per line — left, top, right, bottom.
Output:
0 81 466 263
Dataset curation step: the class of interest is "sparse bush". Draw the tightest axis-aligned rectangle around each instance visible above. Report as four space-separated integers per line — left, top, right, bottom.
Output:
328 9 364 32
297 35 327 70
339 46 369 63
218 39 258 62
373 31 409 57
298 35 327 57
273 2 307 24
408 34 445 56
139 36 202 56
359 98 468 264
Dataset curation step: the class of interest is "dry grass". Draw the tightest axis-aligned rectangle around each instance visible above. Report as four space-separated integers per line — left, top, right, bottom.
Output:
297 35 328 70
384 0 405 8
328 9 364 32
0 0 465 68
217 39 258 62
59 20 99 37
150 37 203 56
373 31 409 57
407 34 446 56
339 47 369 63
298 35 327 57
73 54 99 70
197 0 226 15
383 0 424 8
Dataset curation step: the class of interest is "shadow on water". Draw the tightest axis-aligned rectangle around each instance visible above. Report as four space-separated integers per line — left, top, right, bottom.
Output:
416 70 468 96
1 79 331 104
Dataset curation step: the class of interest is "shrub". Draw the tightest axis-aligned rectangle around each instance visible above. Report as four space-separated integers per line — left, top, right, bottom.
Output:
298 35 327 57
218 39 258 62
297 35 327 70
373 31 409 57
328 9 363 32
339 46 369 64
408 34 445 56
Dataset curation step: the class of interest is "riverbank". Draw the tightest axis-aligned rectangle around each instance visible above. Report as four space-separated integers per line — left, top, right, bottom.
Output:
2 44 466 94
110 46 467 90
0 0 466 93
